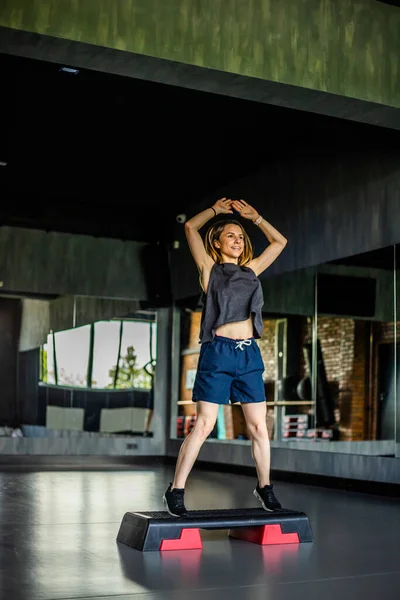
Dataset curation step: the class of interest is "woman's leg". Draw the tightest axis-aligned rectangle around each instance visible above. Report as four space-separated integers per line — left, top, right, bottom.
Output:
241 401 271 487
172 401 220 489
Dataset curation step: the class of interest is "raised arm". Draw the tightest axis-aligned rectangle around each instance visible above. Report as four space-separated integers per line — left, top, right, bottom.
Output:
184 198 233 277
231 199 287 276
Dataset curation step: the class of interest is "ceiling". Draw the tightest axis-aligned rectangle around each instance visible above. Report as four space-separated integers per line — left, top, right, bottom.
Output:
1 51 399 244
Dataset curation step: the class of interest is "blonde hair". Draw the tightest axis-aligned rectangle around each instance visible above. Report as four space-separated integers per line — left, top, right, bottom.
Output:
204 220 253 266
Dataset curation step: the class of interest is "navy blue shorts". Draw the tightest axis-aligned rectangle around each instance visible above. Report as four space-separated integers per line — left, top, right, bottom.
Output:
192 335 266 405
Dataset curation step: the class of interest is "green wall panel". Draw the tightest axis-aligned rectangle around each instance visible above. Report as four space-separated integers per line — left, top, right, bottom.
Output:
0 226 148 299
0 0 399 107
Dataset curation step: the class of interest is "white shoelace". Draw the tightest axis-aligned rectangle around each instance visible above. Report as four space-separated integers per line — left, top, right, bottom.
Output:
235 339 252 351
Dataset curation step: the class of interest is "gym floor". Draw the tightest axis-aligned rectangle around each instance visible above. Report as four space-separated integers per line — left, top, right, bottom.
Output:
1 460 399 600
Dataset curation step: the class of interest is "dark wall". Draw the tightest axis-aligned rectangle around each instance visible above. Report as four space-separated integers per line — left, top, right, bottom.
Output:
0 227 173 311
170 147 400 301
49 296 142 333
18 348 40 425
0 226 149 299
0 298 22 425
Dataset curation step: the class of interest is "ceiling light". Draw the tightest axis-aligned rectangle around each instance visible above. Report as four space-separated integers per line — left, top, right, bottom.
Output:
0 161 7 167
59 67 79 74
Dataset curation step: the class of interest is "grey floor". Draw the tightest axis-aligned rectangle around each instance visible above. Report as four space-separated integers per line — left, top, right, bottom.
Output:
1 461 399 600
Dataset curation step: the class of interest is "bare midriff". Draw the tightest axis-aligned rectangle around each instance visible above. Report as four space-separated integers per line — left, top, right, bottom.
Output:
215 316 254 340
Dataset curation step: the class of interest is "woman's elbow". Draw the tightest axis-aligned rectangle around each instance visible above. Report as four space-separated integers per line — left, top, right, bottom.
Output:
184 221 195 233
279 236 288 248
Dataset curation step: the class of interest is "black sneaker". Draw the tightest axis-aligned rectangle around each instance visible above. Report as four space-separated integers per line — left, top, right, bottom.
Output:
163 483 188 517
254 482 282 511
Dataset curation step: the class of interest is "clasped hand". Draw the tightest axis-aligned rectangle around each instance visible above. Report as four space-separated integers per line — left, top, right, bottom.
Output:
213 197 260 221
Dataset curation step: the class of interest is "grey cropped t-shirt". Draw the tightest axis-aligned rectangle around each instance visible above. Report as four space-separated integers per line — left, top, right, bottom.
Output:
199 262 264 343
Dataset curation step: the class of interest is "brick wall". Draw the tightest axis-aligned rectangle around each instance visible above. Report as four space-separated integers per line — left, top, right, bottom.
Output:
317 318 355 391
316 318 356 440
316 318 398 441
376 321 400 344
349 321 368 440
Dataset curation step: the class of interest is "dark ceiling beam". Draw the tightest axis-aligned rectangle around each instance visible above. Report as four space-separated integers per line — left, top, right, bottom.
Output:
1 26 400 131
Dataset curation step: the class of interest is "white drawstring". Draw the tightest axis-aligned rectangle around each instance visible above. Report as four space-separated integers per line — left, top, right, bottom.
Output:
235 339 252 351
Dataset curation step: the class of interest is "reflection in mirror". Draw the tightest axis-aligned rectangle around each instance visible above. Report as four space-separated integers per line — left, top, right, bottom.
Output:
176 267 317 444
315 246 395 442
396 244 400 455
0 293 157 441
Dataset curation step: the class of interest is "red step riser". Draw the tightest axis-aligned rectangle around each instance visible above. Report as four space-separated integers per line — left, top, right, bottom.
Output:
160 528 203 551
230 524 300 545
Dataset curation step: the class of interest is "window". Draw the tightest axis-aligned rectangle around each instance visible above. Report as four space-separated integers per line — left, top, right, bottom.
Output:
55 325 91 387
91 321 121 389
40 319 157 390
116 320 156 389
41 338 55 385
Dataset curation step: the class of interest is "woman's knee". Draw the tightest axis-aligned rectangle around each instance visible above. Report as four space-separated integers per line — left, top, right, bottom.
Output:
247 420 269 440
194 416 216 439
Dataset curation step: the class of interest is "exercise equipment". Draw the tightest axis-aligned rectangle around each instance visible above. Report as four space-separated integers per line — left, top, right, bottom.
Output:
117 507 313 552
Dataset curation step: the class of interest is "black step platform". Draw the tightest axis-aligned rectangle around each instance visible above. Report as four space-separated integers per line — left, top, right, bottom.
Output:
116 508 313 551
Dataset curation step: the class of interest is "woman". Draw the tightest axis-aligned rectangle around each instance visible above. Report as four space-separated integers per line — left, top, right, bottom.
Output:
163 197 287 516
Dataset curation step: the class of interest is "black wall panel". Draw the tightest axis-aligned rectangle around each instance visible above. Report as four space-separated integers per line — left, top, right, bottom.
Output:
0 298 22 425
170 148 400 302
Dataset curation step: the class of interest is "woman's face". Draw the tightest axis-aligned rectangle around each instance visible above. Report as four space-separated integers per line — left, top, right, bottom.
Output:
214 224 244 261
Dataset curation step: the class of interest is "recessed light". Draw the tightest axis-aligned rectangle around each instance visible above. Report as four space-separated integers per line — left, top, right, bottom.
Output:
59 67 79 75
